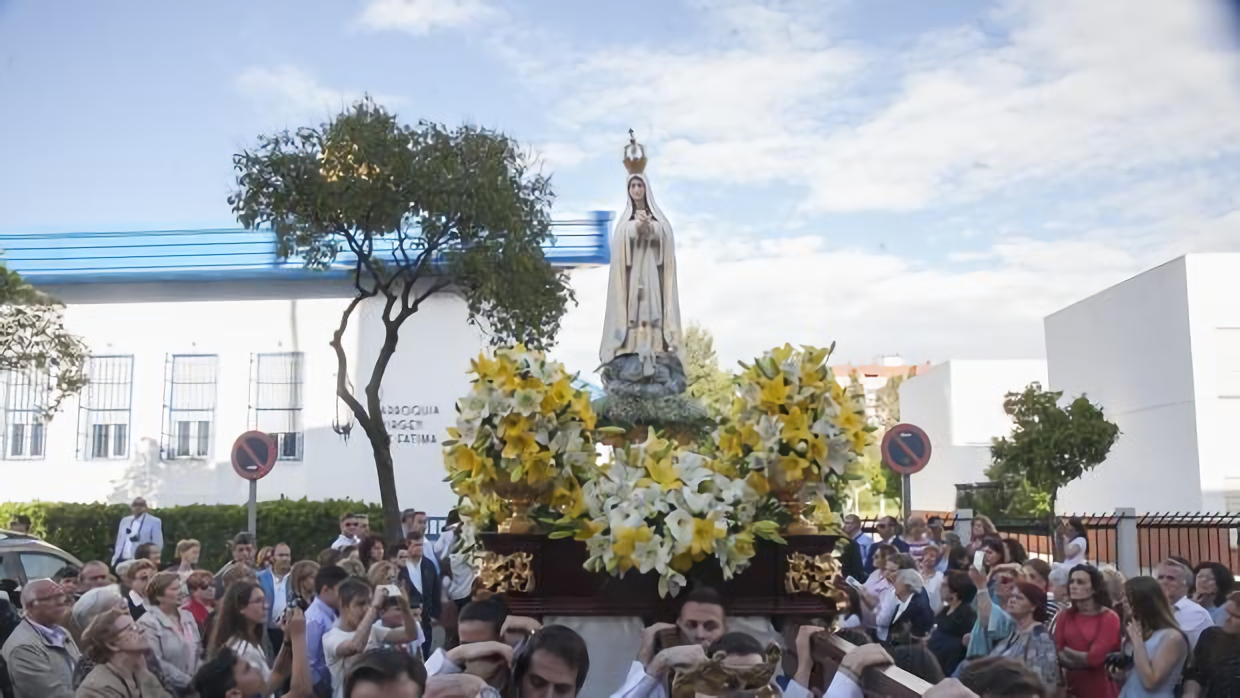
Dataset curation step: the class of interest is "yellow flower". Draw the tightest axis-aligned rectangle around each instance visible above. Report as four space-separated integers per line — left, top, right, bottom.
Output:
745 471 770 496
733 530 756 559
543 377 575 412
778 454 810 481
759 377 790 411
640 453 682 491
807 434 828 466
520 449 555 483
612 525 654 573
850 428 869 453
570 392 597 430
470 352 500 380
574 519 607 542
781 407 813 444
801 345 830 370
688 517 726 559
551 480 586 518
501 429 539 460
771 344 795 366
717 427 744 458
837 408 864 434
670 551 696 573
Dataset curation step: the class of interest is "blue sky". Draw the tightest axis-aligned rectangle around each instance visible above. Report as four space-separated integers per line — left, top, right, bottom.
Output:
3 0 1240 377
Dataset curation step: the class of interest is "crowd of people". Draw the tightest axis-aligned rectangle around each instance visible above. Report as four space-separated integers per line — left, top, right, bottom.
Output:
837 512 1240 697
5 502 1240 697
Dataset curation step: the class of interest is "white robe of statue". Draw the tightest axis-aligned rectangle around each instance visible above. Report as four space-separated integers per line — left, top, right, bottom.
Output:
599 173 683 376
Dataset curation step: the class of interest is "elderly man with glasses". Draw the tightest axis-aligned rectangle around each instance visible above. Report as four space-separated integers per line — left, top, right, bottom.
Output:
1157 558 1213 650
1 579 82 698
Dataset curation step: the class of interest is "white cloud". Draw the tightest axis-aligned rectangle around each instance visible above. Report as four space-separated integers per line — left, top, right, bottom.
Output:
356 0 497 35
505 0 1240 213
234 66 370 120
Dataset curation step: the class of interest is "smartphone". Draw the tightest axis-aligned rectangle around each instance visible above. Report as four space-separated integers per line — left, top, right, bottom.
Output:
382 584 403 598
844 576 863 590
973 550 986 571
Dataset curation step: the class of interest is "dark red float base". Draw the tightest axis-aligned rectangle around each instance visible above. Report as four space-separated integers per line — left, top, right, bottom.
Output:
479 534 840 621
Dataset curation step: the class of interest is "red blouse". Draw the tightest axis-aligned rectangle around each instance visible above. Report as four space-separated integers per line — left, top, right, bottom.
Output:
1053 606 1122 698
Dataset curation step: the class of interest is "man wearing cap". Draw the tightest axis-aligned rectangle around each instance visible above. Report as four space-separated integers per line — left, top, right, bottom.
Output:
110 497 164 567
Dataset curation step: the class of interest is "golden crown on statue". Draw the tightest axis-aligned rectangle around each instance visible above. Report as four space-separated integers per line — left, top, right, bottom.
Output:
623 129 647 175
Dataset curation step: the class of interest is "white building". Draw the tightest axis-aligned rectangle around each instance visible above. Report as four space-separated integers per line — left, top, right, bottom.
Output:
0 218 610 516
1048 254 1240 513
899 360 1048 511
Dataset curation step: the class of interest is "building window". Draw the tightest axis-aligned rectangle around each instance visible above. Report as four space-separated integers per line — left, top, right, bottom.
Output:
2 370 49 460
250 352 303 461
162 355 218 459
79 355 134 460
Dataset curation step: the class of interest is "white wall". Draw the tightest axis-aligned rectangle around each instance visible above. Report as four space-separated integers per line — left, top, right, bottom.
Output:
901 360 1047 511
1 280 483 516
1184 254 1240 513
1047 257 1202 513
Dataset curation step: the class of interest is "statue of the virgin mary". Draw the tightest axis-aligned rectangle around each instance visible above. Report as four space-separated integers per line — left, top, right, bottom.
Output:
599 134 685 396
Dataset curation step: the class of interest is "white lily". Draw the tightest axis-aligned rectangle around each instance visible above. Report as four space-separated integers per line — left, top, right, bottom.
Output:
633 534 670 574
755 414 782 449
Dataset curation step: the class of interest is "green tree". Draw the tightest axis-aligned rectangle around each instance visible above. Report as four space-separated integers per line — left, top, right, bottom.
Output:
0 264 89 415
985 382 1120 517
683 322 733 418
229 98 574 538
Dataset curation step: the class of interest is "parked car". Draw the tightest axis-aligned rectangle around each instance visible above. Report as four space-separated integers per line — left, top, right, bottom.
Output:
0 529 82 604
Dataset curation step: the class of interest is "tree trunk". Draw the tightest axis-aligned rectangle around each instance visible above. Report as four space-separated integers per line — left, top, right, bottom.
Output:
1049 490 1062 562
371 439 403 541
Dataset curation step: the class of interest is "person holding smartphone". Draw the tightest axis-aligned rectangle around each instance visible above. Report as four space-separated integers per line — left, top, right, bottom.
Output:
322 580 423 698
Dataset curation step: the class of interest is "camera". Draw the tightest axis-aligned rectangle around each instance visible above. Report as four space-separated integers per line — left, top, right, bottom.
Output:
289 595 310 612
1104 652 1133 671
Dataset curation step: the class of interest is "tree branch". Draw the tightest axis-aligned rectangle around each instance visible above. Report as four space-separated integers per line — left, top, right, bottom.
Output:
329 291 378 435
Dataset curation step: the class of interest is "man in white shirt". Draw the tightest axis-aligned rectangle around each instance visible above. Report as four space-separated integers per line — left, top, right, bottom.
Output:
331 512 362 551
111 497 164 567
258 542 292 648
1157 558 1213 650
610 586 728 698
321 578 423 698
397 532 440 658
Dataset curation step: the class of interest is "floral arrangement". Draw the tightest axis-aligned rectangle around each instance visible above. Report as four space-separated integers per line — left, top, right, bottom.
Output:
551 431 783 597
715 343 874 524
443 346 599 533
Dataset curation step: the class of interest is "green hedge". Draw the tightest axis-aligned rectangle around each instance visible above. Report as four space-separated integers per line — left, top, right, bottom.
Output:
0 498 384 571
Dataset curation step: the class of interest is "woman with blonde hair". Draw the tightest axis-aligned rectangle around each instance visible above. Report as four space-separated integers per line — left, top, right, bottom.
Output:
77 607 170 697
290 560 320 604
968 515 998 552
367 560 399 588
139 571 201 694
255 546 274 571
172 539 200 576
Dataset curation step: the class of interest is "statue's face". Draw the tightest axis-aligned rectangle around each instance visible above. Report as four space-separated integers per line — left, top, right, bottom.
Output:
628 178 646 205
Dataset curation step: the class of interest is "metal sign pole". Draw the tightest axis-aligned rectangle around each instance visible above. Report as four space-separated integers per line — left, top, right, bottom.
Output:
248 480 258 538
902 474 912 520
